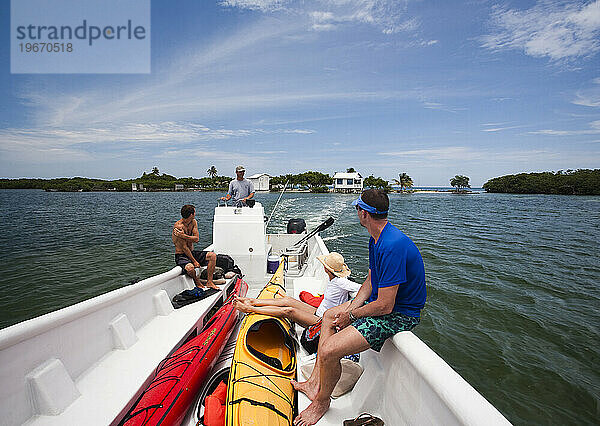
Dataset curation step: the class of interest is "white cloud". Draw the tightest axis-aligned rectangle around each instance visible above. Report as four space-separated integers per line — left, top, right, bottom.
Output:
481 124 528 132
379 146 477 160
377 145 587 166
421 101 467 113
219 0 288 12
0 122 316 153
222 0 419 35
528 120 600 135
481 0 600 61
572 77 600 107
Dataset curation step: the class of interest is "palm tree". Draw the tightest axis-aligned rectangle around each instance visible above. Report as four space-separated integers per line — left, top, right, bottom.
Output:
395 173 413 192
207 165 218 178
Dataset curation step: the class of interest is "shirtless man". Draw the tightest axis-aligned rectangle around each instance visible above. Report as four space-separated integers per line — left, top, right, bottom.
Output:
172 204 218 290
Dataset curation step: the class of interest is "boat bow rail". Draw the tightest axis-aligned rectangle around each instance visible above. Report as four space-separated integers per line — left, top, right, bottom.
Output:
0 267 235 426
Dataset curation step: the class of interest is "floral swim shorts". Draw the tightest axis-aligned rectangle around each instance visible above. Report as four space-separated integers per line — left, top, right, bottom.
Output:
352 310 420 352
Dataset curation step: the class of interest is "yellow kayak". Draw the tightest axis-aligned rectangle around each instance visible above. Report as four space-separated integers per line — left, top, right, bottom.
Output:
226 260 297 426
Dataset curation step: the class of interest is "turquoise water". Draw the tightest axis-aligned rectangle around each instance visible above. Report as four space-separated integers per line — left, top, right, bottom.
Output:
0 189 598 424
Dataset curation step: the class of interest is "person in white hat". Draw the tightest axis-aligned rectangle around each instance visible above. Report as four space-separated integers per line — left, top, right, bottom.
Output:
233 252 360 327
220 165 255 205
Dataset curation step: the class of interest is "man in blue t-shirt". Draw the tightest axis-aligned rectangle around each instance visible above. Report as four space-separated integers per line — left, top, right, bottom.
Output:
293 189 426 426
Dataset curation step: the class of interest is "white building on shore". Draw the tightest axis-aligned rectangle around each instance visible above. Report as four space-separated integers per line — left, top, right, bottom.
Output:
248 173 271 191
333 172 363 193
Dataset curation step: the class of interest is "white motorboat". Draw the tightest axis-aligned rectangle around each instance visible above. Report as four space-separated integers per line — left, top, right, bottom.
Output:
0 202 511 425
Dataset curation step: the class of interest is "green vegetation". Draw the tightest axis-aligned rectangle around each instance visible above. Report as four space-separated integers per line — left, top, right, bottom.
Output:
364 175 392 192
483 169 600 195
394 173 413 192
450 175 471 193
310 186 330 193
0 168 231 192
270 171 332 190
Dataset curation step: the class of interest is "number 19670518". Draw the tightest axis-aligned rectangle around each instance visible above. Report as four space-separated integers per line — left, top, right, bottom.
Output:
19 43 73 53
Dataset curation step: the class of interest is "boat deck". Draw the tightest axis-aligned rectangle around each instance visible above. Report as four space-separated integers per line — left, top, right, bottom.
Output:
0 267 235 426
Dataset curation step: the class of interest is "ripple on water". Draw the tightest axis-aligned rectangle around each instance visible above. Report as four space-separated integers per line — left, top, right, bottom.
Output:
1 190 599 424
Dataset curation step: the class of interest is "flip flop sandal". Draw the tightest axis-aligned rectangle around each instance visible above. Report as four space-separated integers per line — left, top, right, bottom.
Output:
343 413 384 426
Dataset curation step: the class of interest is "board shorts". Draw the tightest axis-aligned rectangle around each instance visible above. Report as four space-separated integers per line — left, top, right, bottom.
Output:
175 250 209 272
353 309 420 352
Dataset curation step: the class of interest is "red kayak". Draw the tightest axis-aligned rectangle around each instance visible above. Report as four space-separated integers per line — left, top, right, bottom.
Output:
119 277 248 426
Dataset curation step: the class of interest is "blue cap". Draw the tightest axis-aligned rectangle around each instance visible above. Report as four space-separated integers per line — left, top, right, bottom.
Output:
351 195 388 215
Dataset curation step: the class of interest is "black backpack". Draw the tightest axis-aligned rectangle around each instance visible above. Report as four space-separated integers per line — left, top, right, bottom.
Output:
216 254 242 275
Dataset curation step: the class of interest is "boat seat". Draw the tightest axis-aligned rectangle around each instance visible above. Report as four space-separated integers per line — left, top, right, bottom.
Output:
23 281 232 426
292 277 326 300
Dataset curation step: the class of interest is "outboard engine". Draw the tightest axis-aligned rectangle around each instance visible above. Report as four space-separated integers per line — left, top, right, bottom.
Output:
287 218 306 234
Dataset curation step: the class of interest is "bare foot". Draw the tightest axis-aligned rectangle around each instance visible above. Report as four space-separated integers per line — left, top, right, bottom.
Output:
206 280 219 290
233 300 253 314
235 295 256 305
291 379 319 401
293 398 330 426
194 281 206 289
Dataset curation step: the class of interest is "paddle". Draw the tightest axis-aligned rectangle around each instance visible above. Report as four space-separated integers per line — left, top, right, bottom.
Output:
290 217 334 248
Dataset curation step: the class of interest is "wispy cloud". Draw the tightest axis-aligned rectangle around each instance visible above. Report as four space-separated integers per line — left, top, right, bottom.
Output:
0 122 316 152
379 146 477 160
421 101 467 113
528 119 600 135
377 145 589 165
221 0 419 35
219 0 288 12
481 0 600 61
572 77 600 107
481 123 528 132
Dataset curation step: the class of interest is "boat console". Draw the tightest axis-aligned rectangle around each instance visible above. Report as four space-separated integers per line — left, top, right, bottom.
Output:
212 202 270 284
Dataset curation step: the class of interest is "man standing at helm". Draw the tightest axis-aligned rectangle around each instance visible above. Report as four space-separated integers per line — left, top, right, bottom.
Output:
221 165 255 205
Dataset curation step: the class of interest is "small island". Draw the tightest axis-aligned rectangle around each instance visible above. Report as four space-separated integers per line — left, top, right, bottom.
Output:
0 167 231 192
482 169 599 195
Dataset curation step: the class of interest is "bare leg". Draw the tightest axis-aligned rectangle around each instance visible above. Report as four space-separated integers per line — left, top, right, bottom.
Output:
292 302 349 400
185 264 205 288
240 295 318 313
294 326 370 426
233 300 319 328
205 252 218 289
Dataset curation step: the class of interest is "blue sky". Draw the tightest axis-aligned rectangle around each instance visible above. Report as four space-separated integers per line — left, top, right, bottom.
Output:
1 0 599 186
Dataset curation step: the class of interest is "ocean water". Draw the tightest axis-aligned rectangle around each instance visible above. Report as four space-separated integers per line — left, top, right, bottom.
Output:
0 189 598 424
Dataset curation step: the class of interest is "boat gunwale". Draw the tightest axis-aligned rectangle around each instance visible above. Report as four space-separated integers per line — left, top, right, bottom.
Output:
0 266 183 350
389 332 511 425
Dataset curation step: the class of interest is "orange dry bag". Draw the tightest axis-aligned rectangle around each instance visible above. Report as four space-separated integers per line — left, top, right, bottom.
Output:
204 381 227 426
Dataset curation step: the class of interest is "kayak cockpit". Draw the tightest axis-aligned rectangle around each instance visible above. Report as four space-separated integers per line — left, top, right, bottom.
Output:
246 319 295 372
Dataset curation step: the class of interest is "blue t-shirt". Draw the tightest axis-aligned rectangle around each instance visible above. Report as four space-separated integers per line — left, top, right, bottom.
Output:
368 222 426 317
